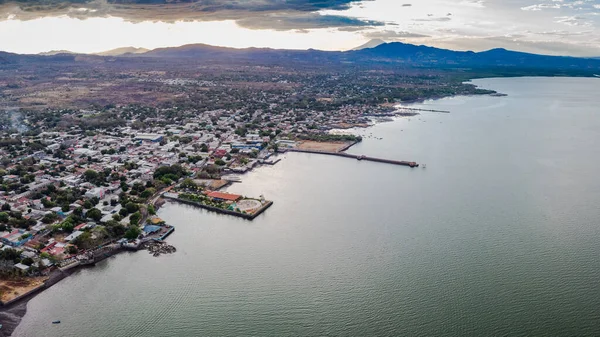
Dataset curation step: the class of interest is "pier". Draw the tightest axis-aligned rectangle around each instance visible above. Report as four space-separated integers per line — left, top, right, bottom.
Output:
282 149 419 168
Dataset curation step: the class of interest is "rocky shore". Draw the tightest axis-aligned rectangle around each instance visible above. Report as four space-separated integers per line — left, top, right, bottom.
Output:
142 240 177 257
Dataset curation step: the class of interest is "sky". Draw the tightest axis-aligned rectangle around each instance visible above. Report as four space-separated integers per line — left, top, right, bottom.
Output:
0 0 598 56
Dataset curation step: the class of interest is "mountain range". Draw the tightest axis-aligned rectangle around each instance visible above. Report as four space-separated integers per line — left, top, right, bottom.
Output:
3 42 600 76
37 47 149 56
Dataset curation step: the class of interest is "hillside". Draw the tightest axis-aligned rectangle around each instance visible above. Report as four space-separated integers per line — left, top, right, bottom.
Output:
96 47 150 56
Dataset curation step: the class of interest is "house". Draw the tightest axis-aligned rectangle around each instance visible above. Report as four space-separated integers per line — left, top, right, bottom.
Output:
73 223 88 231
213 149 228 158
206 191 242 202
14 263 30 271
85 187 106 199
135 133 164 143
65 231 84 242
1 230 32 247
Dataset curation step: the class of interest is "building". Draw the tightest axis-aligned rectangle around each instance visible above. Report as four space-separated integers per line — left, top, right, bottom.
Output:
1 230 32 247
135 133 164 143
85 187 106 199
206 191 242 202
213 149 228 158
65 231 84 242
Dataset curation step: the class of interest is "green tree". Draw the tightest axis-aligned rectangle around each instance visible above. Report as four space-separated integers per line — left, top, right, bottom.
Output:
124 226 141 240
86 208 102 221
129 212 141 226
125 202 139 214
83 169 99 182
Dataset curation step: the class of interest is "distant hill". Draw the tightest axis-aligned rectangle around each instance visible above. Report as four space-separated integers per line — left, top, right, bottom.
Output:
347 43 600 72
351 39 386 51
38 50 75 56
96 47 149 56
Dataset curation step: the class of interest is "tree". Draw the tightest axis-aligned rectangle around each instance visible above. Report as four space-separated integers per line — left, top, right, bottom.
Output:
42 213 59 224
83 169 99 182
61 204 70 212
129 212 141 226
119 208 129 217
147 204 156 215
83 200 93 209
125 202 139 214
140 190 152 199
73 207 83 217
0 212 8 223
181 178 197 189
124 226 141 240
1 203 10 211
86 208 102 221
66 245 78 255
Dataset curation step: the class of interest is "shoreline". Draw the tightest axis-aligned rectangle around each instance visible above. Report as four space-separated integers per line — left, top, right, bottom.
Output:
1 81 505 336
0 248 135 337
0 94 446 337
0 226 175 336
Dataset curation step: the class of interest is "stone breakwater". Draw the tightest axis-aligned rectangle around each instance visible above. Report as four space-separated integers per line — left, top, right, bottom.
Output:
142 240 177 257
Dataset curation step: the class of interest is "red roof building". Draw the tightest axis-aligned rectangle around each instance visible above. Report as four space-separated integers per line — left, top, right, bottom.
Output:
206 191 242 202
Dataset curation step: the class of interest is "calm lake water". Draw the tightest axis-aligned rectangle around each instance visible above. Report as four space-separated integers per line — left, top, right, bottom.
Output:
14 77 600 336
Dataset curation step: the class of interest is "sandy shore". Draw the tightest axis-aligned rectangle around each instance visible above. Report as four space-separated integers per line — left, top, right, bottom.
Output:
296 140 353 153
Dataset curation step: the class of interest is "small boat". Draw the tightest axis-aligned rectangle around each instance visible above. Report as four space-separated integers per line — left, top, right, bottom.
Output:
52 320 61 324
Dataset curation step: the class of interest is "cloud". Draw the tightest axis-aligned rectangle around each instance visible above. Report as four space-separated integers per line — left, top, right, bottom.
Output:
0 0 375 25
236 13 384 31
414 16 452 22
554 15 593 26
460 0 485 8
363 29 429 39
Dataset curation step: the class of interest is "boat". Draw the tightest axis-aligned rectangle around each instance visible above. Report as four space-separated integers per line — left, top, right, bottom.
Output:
52 320 61 324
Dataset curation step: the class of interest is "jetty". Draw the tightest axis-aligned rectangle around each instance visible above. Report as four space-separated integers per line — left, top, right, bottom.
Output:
282 149 419 168
396 107 450 113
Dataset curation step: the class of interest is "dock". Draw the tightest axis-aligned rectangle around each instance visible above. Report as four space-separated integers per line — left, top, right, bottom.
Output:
282 149 419 168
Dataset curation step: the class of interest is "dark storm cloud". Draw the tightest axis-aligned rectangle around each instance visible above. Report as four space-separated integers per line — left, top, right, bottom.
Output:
1 0 370 19
0 0 385 30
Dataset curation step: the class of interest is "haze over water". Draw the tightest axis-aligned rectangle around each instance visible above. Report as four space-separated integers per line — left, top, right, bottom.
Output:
14 77 600 336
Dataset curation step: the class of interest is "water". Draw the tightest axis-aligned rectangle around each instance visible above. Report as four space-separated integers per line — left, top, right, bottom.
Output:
14 77 600 336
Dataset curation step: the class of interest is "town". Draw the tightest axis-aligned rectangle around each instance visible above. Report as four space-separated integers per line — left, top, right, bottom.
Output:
0 97 416 304
0 51 497 310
